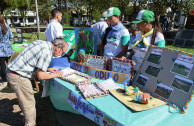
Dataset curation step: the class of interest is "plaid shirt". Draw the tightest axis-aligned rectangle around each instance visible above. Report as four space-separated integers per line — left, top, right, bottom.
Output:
8 40 53 78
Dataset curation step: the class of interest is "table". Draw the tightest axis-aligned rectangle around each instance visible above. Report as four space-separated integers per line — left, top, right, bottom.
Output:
49 77 194 126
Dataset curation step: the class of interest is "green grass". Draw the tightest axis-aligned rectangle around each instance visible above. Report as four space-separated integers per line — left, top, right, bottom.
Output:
11 30 193 55
172 78 191 93
166 45 194 55
13 32 46 43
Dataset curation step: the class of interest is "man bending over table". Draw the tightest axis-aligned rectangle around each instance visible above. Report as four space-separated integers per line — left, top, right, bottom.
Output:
6 38 68 126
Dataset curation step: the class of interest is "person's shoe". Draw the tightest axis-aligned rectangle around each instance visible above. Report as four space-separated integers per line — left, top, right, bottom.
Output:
0 82 8 91
0 83 4 91
3 82 7 87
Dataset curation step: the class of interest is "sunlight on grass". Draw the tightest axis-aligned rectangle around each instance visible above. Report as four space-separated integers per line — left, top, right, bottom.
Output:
11 29 193 55
166 45 194 55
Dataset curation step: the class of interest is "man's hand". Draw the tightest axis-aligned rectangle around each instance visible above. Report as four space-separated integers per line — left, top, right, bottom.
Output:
37 68 63 80
47 68 57 73
53 70 63 78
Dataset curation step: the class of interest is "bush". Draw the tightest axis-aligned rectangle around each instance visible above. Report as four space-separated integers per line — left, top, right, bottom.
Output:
62 12 72 26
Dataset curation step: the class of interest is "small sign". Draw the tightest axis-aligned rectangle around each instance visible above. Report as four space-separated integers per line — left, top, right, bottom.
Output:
109 57 134 75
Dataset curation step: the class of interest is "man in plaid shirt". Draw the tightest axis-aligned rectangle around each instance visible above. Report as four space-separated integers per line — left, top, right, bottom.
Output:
7 38 68 126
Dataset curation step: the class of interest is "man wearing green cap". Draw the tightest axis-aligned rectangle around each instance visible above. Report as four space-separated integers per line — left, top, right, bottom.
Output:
100 7 130 59
128 10 165 72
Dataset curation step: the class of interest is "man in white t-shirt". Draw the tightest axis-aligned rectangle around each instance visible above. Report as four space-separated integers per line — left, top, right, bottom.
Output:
46 8 63 41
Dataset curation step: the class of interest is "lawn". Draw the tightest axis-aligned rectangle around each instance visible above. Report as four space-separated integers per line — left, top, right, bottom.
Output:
13 32 46 43
166 45 194 55
11 30 194 55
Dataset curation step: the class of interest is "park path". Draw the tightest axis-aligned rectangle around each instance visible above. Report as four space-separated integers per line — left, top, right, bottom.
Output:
0 79 97 126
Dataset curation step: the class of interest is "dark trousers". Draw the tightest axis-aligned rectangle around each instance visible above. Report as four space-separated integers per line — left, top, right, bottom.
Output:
0 57 9 82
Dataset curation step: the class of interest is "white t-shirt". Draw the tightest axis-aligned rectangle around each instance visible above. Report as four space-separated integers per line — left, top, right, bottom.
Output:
130 31 165 71
45 19 63 41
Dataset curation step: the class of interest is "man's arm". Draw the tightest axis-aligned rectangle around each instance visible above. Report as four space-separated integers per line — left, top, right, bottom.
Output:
116 31 130 58
37 68 63 80
115 45 128 58
100 43 105 56
54 23 63 39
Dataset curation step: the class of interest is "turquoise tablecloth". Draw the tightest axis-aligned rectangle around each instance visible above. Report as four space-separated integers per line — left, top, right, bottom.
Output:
49 77 194 126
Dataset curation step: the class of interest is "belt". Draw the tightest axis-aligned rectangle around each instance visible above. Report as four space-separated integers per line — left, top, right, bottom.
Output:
8 70 20 76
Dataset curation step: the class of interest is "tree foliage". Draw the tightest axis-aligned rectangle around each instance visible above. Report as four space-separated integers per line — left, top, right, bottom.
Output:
63 11 72 26
180 0 194 15
147 0 168 16
29 0 57 22
0 0 30 14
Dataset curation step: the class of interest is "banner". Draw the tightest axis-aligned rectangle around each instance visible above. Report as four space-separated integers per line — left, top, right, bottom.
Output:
70 61 131 85
67 90 123 126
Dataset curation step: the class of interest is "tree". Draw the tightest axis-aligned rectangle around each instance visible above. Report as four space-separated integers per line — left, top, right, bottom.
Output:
63 11 72 26
0 0 30 14
92 11 101 21
147 0 168 16
17 0 30 26
29 0 57 24
166 0 182 30
124 0 148 21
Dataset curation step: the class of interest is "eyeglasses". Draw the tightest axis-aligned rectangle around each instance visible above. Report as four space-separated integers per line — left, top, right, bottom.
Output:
60 46 66 56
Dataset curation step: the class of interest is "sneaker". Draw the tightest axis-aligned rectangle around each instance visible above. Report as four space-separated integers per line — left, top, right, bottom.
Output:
0 82 8 91
0 83 4 91
3 82 7 87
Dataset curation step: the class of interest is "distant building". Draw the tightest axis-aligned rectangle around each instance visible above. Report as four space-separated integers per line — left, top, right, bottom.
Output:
4 9 36 27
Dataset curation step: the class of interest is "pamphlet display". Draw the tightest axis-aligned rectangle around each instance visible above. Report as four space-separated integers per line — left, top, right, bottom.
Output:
109 57 134 75
85 55 107 70
61 68 91 86
77 81 109 99
132 46 194 113
98 79 121 91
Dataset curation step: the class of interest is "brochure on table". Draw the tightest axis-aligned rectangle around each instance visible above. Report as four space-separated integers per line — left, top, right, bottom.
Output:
133 46 194 113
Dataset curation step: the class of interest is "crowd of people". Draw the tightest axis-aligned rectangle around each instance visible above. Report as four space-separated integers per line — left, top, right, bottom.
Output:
93 7 165 72
0 7 166 126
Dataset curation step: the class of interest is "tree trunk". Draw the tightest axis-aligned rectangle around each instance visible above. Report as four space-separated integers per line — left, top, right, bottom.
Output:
169 12 176 31
23 11 26 26
182 15 188 29
65 0 68 12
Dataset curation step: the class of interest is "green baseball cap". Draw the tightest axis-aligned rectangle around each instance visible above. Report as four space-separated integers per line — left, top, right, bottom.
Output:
132 10 154 24
105 7 121 17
